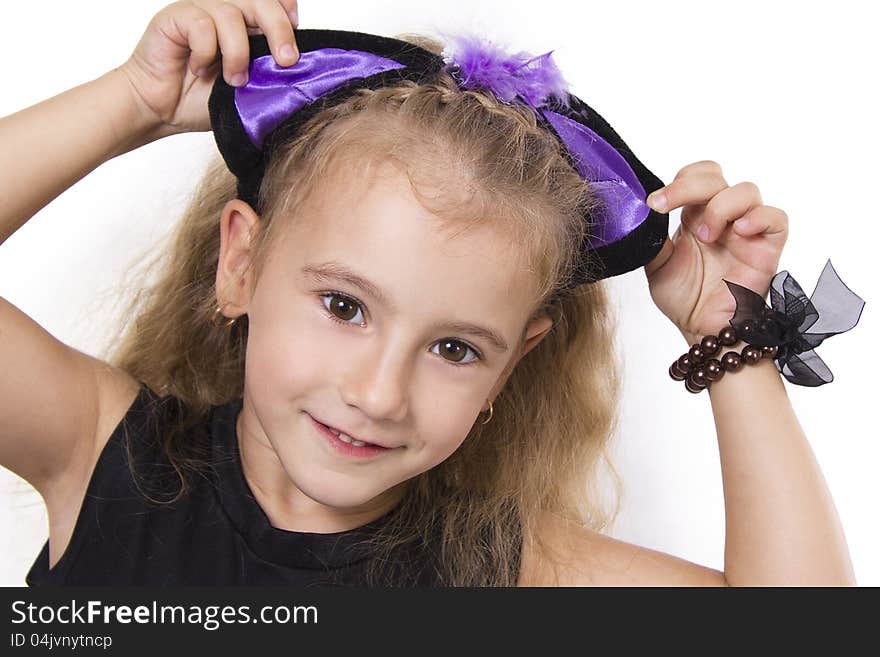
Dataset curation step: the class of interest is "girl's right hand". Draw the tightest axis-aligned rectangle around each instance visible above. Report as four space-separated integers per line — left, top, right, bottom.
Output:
119 0 300 136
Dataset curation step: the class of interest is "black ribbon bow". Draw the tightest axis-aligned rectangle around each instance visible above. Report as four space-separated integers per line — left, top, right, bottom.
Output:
722 259 865 386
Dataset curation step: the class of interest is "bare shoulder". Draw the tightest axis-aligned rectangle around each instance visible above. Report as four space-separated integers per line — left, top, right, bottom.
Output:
43 361 142 569
518 512 728 587
89 361 143 462
54 358 142 504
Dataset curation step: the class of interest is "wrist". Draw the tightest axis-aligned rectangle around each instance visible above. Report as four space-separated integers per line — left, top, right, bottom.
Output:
102 66 172 159
671 324 770 394
678 327 700 348
707 351 780 397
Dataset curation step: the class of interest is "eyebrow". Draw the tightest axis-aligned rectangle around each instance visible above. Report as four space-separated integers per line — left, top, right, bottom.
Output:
300 261 510 353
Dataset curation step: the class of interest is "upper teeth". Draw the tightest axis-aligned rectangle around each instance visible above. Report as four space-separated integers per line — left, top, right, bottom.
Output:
329 427 367 447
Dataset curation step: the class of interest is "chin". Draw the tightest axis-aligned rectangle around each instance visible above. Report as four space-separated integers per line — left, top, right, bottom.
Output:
291 464 393 509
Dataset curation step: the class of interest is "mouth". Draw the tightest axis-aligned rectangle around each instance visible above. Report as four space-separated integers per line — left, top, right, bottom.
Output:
307 414 401 457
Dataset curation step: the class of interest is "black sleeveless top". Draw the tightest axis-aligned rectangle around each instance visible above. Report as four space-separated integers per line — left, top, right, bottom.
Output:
25 383 466 586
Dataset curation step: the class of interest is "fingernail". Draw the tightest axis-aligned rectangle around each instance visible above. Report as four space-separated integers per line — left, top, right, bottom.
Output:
697 224 710 241
289 9 299 24
281 44 296 60
231 72 247 87
647 191 667 213
734 218 750 231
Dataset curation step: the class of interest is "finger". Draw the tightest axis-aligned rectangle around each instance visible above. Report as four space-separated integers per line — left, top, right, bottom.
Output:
246 0 298 33
183 7 219 77
646 160 726 213
733 205 789 239
647 170 727 214
252 0 299 66
672 159 725 182
280 0 299 27
207 2 252 86
695 181 764 243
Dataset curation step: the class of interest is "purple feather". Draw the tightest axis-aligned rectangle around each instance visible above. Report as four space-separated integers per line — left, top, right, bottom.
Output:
440 32 571 108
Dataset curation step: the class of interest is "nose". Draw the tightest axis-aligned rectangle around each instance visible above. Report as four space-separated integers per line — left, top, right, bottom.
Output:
339 340 410 423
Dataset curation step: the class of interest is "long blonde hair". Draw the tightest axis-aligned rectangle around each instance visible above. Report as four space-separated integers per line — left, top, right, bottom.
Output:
100 33 625 586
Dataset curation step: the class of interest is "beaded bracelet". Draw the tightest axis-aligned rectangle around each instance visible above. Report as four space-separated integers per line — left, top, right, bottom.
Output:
669 324 780 393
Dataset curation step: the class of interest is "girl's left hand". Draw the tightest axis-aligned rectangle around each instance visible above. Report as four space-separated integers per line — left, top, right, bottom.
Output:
642 160 789 346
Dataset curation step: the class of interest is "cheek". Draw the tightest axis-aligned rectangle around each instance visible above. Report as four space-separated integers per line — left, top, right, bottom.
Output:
245 299 335 392
236 318 334 459
413 400 478 462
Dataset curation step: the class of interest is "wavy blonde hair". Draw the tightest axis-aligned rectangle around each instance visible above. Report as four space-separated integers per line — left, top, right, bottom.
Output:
100 33 624 586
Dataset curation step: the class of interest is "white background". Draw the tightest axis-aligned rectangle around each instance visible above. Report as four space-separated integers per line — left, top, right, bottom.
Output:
0 0 877 586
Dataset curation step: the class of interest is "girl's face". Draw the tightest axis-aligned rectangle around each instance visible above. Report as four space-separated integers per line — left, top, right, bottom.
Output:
216 161 553 530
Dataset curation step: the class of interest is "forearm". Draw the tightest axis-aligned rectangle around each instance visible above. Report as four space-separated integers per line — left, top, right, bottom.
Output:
0 66 165 247
690 335 856 585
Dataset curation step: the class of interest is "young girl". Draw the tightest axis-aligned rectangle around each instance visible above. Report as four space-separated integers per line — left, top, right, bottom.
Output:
0 0 862 586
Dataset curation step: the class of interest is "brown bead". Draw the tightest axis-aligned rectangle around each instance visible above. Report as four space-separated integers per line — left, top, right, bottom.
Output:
685 376 707 393
761 345 779 359
676 353 696 373
718 326 739 346
700 335 720 356
669 362 687 381
742 345 763 364
686 368 709 388
688 343 706 363
703 358 724 382
720 350 743 372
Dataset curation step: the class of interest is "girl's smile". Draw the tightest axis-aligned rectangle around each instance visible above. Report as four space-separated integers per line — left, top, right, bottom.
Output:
307 412 404 457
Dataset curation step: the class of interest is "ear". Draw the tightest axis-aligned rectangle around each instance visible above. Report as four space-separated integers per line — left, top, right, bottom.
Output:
215 199 262 317
518 312 554 360
482 311 554 410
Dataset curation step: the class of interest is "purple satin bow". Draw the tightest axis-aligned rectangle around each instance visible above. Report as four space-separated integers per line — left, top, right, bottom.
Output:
438 33 650 247
723 259 865 386
235 49 406 149
233 44 650 249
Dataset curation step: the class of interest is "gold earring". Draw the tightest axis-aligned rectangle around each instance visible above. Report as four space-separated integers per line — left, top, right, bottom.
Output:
480 400 494 425
211 304 237 328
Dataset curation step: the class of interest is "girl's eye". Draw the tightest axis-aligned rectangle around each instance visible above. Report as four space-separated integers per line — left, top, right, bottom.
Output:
321 291 365 326
318 292 483 367
430 339 480 366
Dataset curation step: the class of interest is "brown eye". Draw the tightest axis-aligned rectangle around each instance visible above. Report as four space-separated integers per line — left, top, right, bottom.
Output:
433 339 480 366
322 293 364 324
